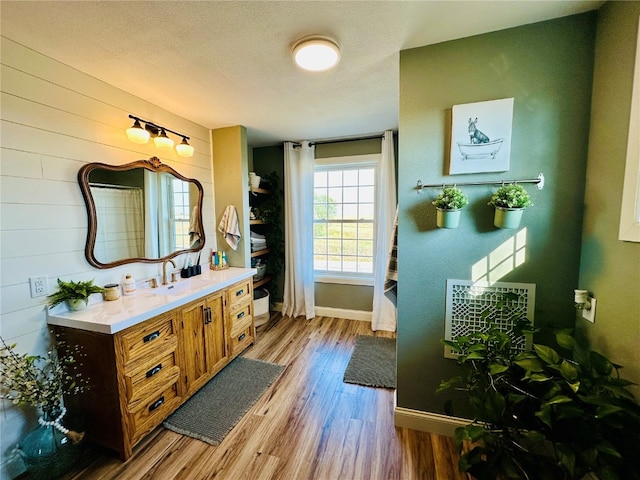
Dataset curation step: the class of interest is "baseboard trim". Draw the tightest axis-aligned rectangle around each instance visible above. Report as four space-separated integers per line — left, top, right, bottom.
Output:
394 405 469 438
273 303 372 322
314 306 372 322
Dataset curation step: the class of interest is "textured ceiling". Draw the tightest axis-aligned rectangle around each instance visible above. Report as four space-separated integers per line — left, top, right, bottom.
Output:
1 1 602 147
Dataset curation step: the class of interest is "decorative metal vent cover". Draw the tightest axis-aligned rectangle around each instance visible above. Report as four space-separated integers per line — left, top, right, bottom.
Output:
444 279 536 359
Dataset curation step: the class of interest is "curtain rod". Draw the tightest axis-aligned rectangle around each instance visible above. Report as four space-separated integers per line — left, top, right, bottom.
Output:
290 132 386 148
415 173 545 192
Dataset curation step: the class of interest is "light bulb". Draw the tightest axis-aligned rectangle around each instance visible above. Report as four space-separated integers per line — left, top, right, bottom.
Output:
126 119 150 144
154 129 174 149
176 138 194 157
293 37 340 72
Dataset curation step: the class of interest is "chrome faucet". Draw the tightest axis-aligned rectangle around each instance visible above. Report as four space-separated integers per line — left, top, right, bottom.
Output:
162 259 176 285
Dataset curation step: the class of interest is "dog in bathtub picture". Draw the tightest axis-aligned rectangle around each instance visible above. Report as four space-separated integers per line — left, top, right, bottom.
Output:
450 98 513 174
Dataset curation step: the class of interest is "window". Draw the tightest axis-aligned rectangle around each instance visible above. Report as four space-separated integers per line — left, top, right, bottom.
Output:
167 177 191 251
313 155 378 283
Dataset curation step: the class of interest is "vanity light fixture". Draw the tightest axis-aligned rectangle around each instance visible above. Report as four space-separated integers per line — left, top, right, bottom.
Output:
125 114 194 157
154 128 174 150
292 36 340 72
176 137 195 157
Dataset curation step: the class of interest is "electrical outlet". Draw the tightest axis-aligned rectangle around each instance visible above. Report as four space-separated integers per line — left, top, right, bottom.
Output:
29 276 49 298
582 296 597 323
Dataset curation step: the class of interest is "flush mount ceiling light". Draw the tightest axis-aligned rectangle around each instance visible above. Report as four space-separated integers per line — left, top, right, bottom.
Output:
125 114 194 157
293 36 340 72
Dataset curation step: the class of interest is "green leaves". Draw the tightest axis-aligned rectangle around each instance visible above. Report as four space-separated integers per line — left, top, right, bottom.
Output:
438 295 640 480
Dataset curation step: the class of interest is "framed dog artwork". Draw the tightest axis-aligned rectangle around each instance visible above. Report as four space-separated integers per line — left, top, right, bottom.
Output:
449 98 514 175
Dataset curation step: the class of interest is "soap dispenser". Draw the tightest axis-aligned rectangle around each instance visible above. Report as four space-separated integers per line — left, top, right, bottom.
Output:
122 274 136 296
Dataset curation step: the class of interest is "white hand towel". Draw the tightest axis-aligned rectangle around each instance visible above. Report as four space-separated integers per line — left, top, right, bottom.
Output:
218 205 241 250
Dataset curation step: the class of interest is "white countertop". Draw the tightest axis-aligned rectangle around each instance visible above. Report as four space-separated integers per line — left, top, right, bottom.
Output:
47 267 256 334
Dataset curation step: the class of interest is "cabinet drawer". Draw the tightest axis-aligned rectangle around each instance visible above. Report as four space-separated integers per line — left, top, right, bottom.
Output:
228 280 251 310
230 325 253 352
128 380 181 445
230 311 253 340
124 351 180 406
118 315 177 366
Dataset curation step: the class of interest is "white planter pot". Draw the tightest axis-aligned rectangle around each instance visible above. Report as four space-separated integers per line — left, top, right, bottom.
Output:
493 207 524 229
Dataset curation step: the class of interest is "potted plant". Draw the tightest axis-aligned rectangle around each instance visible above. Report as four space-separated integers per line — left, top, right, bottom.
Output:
48 278 104 311
0 335 87 479
432 186 469 228
438 294 640 480
488 183 532 229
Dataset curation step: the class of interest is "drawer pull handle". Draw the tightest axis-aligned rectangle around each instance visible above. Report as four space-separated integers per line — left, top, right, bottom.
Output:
146 364 163 378
237 311 245 319
238 333 246 342
149 396 165 412
235 289 244 296
143 331 160 343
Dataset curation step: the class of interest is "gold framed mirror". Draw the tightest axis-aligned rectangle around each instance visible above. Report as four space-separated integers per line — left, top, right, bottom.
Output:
78 157 205 268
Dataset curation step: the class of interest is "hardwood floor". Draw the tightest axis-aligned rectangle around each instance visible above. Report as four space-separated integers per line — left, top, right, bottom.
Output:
59 313 466 480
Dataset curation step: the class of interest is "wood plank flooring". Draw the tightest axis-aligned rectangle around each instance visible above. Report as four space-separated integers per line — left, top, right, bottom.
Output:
58 314 466 480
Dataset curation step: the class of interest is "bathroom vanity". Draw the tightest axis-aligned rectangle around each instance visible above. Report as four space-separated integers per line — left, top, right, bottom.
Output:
47 267 256 460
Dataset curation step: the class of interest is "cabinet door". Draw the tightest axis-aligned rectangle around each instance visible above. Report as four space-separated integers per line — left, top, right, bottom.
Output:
181 292 227 395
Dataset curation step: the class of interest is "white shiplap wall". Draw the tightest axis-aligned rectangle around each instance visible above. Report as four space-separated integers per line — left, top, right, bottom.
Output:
0 36 216 478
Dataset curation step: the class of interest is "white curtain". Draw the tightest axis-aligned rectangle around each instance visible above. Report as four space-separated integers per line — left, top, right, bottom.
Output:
371 130 398 331
282 141 316 319
144 170 160 258
93 187 144 263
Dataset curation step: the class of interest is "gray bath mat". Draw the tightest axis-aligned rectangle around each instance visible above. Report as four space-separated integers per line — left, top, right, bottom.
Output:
343 335 396 389
163 356 285 445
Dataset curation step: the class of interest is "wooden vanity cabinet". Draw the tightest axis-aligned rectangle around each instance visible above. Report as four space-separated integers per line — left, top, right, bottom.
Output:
53 280 255 461
226 278 255 359
54 310 184 460
181 290 228 396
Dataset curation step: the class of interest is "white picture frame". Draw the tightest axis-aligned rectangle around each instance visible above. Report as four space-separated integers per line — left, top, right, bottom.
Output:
449 98 514 175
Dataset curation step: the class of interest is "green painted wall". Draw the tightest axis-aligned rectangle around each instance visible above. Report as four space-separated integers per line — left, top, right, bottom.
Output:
398 13 596 414
578 1 640 392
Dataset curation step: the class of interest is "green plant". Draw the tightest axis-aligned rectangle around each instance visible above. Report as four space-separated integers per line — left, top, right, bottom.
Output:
488 184 533 209
0 334 88 417
47 278 104 307
432 186 469 210
439 294 640 480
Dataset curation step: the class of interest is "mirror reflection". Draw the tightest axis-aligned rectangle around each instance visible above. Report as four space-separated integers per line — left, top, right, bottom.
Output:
79 158 204 268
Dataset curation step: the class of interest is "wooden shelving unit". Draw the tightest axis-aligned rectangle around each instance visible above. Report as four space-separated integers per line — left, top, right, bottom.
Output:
250 219 266 225
251 247 271 258
252 276 271 289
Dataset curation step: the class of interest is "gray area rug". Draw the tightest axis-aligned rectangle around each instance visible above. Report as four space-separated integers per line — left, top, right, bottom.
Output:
163 356 285 445
343 335 396 389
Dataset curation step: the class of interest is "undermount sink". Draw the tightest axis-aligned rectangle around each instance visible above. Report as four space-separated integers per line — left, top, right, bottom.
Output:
148 282 190 296
148 278 207 296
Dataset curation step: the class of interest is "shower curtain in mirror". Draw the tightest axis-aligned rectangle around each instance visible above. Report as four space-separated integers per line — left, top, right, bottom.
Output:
93 187 144 262
371 131 397 332
282 141 316 319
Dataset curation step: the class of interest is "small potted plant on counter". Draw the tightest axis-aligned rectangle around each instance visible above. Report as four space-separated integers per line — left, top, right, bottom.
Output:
48 278 104 311
432 186 468 228
488 183 532 229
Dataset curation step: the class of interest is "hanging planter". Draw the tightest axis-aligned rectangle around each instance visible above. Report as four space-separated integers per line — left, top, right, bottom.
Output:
432 186 468 229
488 183 532 229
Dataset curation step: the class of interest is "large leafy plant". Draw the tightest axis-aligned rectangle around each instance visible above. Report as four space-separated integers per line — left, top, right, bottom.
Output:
439 294 640 480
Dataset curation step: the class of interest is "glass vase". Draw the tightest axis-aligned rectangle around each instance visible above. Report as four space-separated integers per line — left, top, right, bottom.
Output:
18 409 83 480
